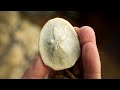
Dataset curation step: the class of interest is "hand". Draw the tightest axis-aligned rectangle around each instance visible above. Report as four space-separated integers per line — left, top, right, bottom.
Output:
21 26 101 79
75 26 101 79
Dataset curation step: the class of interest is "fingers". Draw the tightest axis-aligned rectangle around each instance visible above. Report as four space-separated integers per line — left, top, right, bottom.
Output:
21 26 101 79
75 26 96 46
82 42 101 79
21 53 49 79
75 26 101 79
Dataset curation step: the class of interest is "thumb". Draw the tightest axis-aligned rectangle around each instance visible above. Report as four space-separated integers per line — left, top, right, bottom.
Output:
21 53 49 79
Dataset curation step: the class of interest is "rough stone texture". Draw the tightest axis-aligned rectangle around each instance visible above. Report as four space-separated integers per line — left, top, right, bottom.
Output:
0 11 41 79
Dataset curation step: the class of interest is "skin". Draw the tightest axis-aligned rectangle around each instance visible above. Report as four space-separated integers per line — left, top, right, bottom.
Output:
21 26 101 79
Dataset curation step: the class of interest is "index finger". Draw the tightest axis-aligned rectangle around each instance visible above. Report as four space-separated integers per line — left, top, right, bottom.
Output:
75 26 101 79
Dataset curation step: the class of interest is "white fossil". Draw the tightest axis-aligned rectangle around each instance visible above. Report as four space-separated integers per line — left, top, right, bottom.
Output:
39 18 80 71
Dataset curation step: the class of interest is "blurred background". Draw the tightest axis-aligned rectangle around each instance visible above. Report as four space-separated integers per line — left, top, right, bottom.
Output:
0 11 120 79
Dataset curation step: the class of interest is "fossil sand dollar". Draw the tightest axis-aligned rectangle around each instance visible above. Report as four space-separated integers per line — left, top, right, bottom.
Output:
39 18 80 70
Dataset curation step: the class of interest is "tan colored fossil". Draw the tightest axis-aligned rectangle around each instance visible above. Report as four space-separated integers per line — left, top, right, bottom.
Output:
39 18 80 71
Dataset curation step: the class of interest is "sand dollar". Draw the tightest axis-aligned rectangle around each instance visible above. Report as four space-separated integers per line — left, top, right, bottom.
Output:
39 18 80 70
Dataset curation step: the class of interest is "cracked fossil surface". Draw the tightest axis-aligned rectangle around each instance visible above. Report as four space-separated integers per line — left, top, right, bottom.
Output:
39 18 80 71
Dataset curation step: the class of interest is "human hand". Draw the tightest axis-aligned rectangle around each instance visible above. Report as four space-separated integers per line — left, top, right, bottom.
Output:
21 26 101 79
